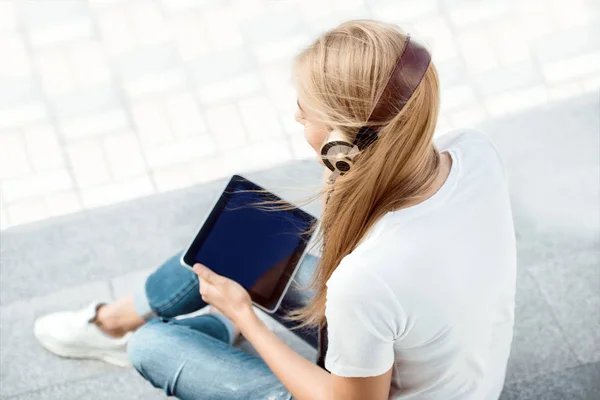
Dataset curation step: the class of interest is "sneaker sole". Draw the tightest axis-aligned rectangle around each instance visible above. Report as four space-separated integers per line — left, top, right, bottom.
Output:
34 331 131 368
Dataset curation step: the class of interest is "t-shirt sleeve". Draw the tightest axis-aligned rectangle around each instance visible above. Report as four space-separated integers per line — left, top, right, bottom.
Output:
324 262 406 377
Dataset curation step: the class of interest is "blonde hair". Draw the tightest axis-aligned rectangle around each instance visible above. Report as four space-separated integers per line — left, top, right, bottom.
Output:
287 19 441 328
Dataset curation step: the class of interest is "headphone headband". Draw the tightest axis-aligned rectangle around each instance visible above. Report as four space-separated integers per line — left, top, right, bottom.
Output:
353 35 431 149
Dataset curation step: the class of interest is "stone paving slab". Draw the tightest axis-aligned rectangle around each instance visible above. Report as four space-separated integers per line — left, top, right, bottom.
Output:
5 370 165 400
479 93 600 271
1 94 598 398
0 281 116 398
504 269 579 383
500 362 600 400
529 249 600 364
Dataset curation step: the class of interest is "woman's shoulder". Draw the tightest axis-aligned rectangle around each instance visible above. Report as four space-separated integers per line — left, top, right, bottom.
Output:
436 128 503 167
437 127 507 185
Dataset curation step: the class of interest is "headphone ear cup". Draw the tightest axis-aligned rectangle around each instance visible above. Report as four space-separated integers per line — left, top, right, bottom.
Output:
335 159 352 172
320 141 338 172
320 140 357 173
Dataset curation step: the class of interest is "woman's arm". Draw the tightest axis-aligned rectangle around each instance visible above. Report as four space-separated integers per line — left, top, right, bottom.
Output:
193 261 392 400
331 368 393 400
237 307 332 400
240 308 392 400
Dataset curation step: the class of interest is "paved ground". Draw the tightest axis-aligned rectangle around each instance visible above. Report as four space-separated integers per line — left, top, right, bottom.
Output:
1 0 599 230
1 93 598 399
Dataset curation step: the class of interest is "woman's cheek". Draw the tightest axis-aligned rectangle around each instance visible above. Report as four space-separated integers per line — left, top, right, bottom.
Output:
305 125 328 153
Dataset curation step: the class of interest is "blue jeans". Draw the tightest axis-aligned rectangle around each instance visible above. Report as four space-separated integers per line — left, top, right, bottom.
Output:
127 252 320 399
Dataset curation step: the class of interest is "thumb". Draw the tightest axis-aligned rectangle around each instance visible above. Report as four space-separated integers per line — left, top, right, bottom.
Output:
193 264 224 284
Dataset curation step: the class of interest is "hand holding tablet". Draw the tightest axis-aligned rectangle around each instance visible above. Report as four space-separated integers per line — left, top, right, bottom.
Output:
181 175 317 313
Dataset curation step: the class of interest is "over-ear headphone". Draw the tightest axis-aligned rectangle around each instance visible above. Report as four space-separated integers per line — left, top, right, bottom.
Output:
319 35 431 181
320 127 379 182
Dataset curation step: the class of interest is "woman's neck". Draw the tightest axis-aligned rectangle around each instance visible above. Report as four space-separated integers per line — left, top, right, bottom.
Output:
402 151 453 210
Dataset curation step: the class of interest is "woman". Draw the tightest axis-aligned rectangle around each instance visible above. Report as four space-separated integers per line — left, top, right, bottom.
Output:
34 20 517 399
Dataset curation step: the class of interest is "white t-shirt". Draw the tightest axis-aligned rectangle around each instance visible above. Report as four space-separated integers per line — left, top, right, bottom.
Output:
324 129 517 400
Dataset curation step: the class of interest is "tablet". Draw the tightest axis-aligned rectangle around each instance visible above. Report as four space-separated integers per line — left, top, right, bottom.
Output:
181 175 317 313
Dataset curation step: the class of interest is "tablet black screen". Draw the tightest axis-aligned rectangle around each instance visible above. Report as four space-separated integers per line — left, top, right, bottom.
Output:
183 176 316 310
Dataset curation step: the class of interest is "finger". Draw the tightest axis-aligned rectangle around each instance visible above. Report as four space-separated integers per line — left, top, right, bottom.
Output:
198 277 208 295
194 263 225 284
198 277 216 301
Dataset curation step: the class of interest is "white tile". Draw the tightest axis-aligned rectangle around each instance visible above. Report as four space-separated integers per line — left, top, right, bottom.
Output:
103 131 148 180
89 0 129 8
201 7 244 50
282 113 303 137
548 82 583 101
440 84 477 112
165 92 207 138
238 96 283 141
254 34 312 65
542 51 600 83
70 42 112 88
152 164 193 192
28 19 94 48
0 131 31 179
258 63 297 114
260 63 294 98
551 0 590 29
60 109 129 139
44 190 82 217
66 140 111 188
581 76 600 93
457 30 499 74
16 0 90 27
111 45 179 80
289 134 315 160
196 73 262 105
205 104 247 150
168 14 210 61
23 125 65 171
35 49 76 96
0 103 47 130
267 84 297 120
17 174 64 209
80 176 154 208
448 104 488 127
96 8 138 56
332 0 364 11
129 1 170 46
294 0 334 21
143 135 215 168
489 20 531 66
449 1 511 26
159 0 216 12
222 138 293 173
131 100 173 145
123 69 186 99
0 2 18 32
6 197 48 226
230 0 266 20
370 0 438 22
514 1 554 41
485 85 548 117
188 156 234 184
414 15 457 62
0 35 32 79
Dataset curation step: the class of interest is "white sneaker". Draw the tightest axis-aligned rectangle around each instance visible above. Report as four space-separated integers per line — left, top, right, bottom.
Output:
34 302 132 367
